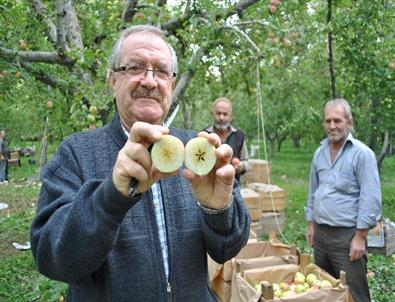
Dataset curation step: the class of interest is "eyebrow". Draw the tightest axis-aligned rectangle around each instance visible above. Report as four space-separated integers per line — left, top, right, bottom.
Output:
122 56 171 68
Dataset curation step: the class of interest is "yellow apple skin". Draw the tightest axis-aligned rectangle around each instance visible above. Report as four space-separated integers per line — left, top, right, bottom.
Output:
306 273 318 286
294 272 306 284
320 280 333 289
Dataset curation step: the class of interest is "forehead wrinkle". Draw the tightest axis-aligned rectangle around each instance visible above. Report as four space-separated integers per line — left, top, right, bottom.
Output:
121 33 172 67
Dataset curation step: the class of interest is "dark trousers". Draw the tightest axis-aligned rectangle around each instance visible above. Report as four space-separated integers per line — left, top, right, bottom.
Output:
313 223 371 302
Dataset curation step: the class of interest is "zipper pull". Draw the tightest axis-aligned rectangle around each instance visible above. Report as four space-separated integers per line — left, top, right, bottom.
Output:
167 282 172 293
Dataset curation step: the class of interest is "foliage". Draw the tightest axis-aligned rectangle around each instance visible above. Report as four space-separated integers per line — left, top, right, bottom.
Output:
1 0 394 159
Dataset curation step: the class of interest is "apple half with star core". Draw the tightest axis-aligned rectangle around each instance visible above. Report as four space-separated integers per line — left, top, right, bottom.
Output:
184 137 216 176
151 135 184 173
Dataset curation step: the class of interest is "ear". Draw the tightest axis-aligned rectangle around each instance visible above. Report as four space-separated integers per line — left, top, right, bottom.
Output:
348 118 354 128
171 78 176 90
107 69 117 90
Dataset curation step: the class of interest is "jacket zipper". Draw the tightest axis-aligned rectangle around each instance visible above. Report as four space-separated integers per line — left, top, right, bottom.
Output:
167 282 172 302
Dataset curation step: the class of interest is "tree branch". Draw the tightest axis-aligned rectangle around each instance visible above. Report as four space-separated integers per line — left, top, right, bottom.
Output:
64 0 84 50
30 0 57 46
19 61 69 94
228 0 261 18
123 0 138 22
55 0 68 52
0 48 75 67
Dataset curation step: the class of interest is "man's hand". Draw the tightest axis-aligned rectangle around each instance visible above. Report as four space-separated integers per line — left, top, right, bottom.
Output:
231 157 240 170
349 229 368 262
112 122 172 197
306 221 315 248
183 131 235 210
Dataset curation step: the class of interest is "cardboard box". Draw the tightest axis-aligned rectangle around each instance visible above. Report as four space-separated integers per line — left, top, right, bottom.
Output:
210 235 300 301
231 259 350 302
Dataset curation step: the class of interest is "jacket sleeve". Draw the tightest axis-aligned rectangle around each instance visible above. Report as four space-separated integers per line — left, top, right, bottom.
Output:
200 181 251 264
30 138 137 283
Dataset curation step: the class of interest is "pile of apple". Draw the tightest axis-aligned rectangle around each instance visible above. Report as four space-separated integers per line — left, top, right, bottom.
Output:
254 271 333 298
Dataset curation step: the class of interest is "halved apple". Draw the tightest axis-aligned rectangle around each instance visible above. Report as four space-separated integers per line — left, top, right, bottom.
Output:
184 137 216 176
151 135 184 173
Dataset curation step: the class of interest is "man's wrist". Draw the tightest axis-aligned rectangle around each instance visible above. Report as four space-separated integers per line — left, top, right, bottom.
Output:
196 195 234 215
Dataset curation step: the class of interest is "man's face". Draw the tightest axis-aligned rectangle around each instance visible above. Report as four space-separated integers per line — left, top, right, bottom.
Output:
213 101 232 130
110 32 175 128
323 104 352 144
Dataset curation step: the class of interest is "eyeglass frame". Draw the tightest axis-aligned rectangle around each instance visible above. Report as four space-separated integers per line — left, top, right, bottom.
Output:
112 64 176 80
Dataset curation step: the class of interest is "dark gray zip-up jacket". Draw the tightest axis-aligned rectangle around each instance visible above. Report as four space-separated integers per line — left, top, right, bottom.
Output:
30 114 251 302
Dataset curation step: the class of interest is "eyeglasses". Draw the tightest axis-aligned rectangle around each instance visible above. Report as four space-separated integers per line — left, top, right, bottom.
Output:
113 63 176 80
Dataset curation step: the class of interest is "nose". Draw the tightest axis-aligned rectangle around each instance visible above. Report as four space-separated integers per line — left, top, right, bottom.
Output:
140 69 158 89
329 120 336 128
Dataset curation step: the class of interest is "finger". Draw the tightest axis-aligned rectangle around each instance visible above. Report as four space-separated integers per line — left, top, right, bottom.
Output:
123 141 152 174
130 122 169 147
215 144 233 167
215 164 235 186
349 250 357 262
197 131 222 148
152 169 179 183
182 168 200 183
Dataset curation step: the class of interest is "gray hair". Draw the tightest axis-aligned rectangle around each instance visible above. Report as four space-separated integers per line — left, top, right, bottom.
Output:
324 98 353 120
108 25 178 74
212 97 233 113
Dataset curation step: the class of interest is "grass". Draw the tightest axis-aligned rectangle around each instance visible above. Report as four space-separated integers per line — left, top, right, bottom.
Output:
0 140 394 301
257 141 395 302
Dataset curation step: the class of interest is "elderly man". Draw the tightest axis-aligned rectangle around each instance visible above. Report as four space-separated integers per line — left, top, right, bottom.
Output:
305 98 382 302
30 25 250 301
204 97 249 182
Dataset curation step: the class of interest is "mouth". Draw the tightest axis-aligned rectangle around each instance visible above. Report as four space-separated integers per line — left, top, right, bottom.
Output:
132 95 161 102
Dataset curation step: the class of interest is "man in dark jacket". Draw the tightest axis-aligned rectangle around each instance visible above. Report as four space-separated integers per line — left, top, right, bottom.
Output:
30 25 250 302
204 97 249 182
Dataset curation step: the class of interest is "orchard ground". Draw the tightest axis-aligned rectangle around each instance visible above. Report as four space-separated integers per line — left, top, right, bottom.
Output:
0 140 394 302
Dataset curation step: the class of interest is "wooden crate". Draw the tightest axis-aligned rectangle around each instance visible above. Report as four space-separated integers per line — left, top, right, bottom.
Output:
367 226 395 256
241 188 260 208
249 159 272 174
248 183 286 212
241 160 271 186
8 151 21 167
241 188 261 222
259 211 285 235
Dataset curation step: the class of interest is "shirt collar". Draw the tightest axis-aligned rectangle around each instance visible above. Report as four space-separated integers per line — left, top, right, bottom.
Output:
207 124 237 133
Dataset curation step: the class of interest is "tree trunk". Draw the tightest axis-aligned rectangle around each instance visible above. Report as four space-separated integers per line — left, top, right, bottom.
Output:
292 135 301 148
377 131 389 173
39 117 49 171
327 0 337 99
